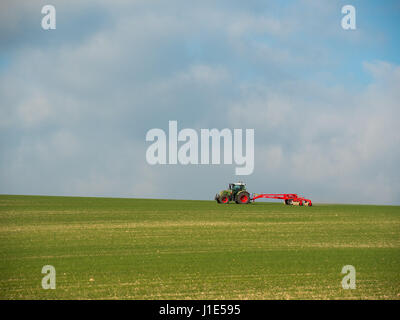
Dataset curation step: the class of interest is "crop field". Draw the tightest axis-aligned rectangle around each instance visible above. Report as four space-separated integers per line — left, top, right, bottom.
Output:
0 194 399 299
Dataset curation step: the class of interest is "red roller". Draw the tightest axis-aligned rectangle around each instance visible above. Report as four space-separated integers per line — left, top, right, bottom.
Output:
251 193 312 206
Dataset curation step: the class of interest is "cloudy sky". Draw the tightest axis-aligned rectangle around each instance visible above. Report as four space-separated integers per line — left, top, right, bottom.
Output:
0 0 399 204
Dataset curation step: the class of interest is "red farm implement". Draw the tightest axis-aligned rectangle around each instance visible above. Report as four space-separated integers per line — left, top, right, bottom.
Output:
251 193 312 206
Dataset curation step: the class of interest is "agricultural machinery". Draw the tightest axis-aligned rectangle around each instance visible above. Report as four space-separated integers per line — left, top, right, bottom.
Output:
214 182 312 206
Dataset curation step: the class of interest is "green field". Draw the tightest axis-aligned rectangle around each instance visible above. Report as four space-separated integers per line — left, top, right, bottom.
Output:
0 195 399 299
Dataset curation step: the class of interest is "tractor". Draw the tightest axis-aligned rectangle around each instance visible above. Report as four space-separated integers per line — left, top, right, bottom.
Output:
214 182 251 204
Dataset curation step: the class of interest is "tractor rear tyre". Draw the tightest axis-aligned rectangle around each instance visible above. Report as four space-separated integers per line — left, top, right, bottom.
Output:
236 191 250 204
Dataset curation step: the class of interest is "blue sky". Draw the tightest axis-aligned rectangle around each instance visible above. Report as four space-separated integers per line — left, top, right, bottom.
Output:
0 0 399 204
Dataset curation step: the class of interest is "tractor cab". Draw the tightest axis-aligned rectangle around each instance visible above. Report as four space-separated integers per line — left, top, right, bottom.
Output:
229 182 246 194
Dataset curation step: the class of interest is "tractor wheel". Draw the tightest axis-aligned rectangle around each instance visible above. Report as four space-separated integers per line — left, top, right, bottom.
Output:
285 199 293 205
215 194 221 203
220 195 229 204
236 191 250 204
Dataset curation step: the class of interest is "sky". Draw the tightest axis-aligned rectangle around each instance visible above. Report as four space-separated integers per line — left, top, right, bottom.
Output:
0 0 399 204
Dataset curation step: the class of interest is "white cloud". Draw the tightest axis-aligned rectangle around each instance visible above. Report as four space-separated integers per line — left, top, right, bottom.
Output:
0 1 399 204
17 94 52 126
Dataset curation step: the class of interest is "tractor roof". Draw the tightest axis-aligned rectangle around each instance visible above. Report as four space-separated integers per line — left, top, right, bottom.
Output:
232 182 246 185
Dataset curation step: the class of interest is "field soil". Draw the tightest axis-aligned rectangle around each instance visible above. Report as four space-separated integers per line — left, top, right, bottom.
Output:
0 195 399 299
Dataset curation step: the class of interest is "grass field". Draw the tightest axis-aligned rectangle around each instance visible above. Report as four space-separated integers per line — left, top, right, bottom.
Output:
0 194 399 299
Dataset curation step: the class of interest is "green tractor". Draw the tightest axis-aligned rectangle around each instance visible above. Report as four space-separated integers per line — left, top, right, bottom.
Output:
215 182 251 204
